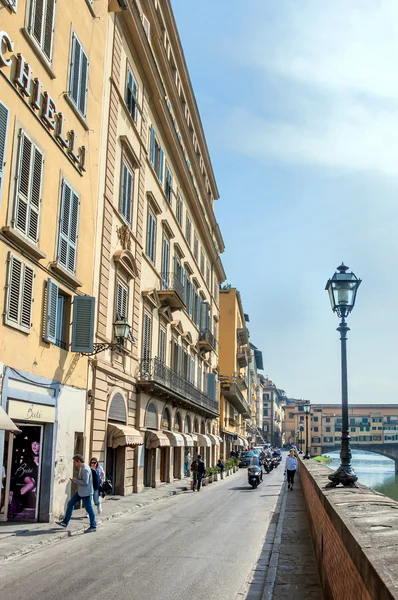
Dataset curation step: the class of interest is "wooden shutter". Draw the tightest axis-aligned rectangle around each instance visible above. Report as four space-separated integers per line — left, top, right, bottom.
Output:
71 296 95 353
116 280 127 319
158 147 164 183
142 312 152 361
0 103 9 195
43 0 55 60
161 236 169 286
126 69 138 120
31 0 55 61
200 301 210 331
149 126 155 166
44 278 58 344
6 255 34 331
120 162 132 224
15 131 43 243
147 211 156 263
58 180 80 274
159 326 166 363
207 373 217 401
69 34 89 117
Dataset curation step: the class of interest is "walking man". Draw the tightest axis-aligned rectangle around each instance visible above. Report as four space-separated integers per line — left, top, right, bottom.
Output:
284 449 298 491
191 454 206 491
57 454 97 532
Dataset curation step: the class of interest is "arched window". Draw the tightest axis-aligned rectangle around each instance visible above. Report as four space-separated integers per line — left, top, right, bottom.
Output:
201 420 206 434
161 407 171 430
185 415 191 433
146 402 158 429
175 411 182 432
194 417 199 433
108 393 127 424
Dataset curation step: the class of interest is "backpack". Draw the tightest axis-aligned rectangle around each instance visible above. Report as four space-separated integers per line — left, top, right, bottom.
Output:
191 459 199 473
91 468 101 491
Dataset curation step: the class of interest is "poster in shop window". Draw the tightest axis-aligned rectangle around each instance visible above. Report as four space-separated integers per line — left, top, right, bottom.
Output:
8 425 42 521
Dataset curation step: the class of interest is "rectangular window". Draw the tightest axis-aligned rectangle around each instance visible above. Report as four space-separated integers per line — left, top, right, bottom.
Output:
69 33 89 118
116 280 128 319
44 279 70 350
5 254 34 332
120 162 133 224
186 213 192 246
0 102 9 202
149 126 164 183
159 325 166 363
126 67 138 122
28 0 56 62
165 164 173 204
194 234 199 261
200 248 204 275
146 210 156 263
57 180 80 274
314 427 318 432
313 416 318 422
325 418 330 423
325 427 331 432
161 235 170 289
206 261 210 288
176 194 183 226
14 130 44 243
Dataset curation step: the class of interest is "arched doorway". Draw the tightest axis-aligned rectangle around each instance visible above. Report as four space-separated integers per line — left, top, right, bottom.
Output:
144 402 158 487
160 407 171 482
107 393 127 494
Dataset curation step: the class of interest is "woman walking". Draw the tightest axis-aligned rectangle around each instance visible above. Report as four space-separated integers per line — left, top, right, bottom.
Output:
89 458 105 515
284 449 298 491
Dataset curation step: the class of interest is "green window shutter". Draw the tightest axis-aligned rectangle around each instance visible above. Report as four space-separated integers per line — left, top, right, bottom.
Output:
142 312 152 361
120 162 133 224
44 278 58 344
69 33 89 117
149 126 156 166
116 280 127 319
71 296 95 353
0 102 9 197
58 180 80 274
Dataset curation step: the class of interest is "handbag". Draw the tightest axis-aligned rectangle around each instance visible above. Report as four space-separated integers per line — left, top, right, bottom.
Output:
99 479 112 493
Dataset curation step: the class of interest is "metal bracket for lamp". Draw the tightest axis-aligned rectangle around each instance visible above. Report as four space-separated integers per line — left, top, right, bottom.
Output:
81 316 135 356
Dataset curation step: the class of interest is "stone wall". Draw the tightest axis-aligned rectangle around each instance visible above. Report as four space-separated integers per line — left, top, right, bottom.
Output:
299 459 398 600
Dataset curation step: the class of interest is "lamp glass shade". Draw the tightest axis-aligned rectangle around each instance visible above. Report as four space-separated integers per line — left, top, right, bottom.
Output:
325 264 361 315
114 318 131 341
303 402 311 414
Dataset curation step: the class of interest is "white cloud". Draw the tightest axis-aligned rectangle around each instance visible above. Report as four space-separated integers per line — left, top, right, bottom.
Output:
221 0 398 176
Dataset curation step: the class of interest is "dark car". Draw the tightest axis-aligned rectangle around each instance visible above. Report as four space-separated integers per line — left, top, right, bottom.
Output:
239 451 254 468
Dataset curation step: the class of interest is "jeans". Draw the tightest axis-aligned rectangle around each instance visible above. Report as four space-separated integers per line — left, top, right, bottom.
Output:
93 490 100 506
184 462 189 476
193 472 203 491
287 469 296 486
63 492 96 528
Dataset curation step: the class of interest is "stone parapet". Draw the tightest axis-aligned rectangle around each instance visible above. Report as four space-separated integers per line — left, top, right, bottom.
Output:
299 458 398 600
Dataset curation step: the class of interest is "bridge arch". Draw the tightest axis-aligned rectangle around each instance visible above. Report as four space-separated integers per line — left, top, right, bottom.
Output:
323 444 398 473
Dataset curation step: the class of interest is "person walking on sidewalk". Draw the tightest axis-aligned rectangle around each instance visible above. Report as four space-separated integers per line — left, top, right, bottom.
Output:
284 449 298 491
86 458 104 517
57 455 97 533
191 455 206 491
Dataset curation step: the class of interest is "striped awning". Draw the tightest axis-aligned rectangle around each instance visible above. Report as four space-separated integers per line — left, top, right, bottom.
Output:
208 434 220 446
180 433 194 447
145 430 170 449
196 433 211 447
162 431 185 447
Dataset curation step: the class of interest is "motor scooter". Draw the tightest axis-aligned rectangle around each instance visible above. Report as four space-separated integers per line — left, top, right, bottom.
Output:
248 463 263 488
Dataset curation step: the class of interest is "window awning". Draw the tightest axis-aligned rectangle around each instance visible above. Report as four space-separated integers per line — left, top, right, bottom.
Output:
207 434 220 446
162 431 185 447
107 423 143 449
180 433 194 447
0 407 20 433
195 433 211 447
145 430 171 449
238 436 249 448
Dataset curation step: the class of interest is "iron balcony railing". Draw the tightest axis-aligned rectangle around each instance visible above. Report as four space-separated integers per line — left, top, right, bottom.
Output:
138 357 219 414
160 272 186 304
220 376 251 416
199 328 216 350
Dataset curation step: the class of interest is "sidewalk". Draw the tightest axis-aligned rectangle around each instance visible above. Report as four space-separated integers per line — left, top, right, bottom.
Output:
0 478 191 562
242 470 323 600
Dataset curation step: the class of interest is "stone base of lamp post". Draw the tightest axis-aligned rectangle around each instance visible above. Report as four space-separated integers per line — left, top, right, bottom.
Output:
326 463 359 488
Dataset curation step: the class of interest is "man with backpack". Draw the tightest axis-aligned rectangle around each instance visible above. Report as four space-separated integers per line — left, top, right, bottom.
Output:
191 454 206 491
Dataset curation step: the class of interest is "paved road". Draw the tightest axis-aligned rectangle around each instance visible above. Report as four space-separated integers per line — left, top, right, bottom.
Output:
0 461 285 600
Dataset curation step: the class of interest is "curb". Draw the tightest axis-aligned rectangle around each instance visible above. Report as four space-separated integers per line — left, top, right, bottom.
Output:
0 486 188 563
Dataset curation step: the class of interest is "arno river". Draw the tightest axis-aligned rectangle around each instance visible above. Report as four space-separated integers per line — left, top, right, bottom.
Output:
325 450 398 502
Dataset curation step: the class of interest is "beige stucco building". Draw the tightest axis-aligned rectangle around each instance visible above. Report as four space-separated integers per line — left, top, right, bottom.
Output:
88 0 226 495
0 0 107 521
218 288 251 456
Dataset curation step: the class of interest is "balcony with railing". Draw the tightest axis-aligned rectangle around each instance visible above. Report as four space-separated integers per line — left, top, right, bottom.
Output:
158 272 186 309
237 345 251 368
220 375 251 418
198 328 216 353
138 357 219 417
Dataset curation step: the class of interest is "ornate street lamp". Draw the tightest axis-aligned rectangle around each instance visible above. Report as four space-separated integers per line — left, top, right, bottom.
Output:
82 316 135 356
299 423 304 453
325 263 361 487
303 401 311 458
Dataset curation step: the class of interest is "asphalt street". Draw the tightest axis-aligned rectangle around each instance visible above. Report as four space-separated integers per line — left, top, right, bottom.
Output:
0 460 286 600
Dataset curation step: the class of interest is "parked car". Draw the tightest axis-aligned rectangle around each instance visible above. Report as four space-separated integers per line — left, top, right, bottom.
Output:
239 451 254 467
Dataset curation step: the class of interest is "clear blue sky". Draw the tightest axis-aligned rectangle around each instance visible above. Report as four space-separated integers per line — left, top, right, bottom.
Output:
172 0 398 404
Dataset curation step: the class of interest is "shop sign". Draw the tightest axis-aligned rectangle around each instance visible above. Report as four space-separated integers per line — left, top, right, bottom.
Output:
8 400 55 423
0 31 87 172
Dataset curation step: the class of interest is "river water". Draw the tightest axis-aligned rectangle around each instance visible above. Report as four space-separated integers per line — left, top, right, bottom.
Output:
324 450 398 502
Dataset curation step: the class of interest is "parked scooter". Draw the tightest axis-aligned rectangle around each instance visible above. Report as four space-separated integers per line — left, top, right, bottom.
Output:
247 457 263 489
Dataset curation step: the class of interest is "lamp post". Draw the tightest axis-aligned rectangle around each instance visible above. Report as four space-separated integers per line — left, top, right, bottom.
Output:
303 401 311 458
325 263 361 487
